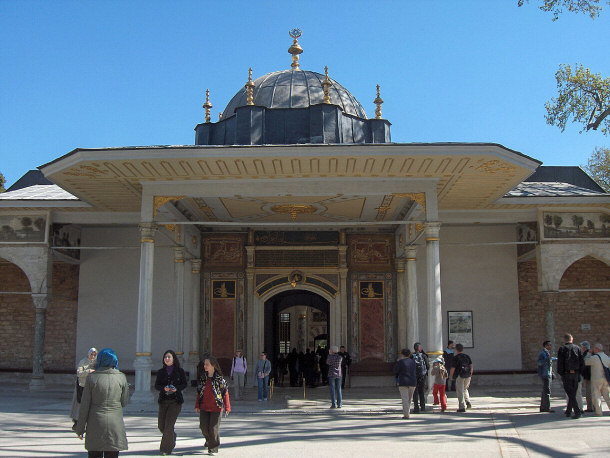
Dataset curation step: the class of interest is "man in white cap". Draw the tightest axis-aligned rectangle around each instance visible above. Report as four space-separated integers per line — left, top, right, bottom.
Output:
585 342 610 416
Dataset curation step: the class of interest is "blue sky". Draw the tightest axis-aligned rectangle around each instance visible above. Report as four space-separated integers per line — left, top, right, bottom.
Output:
1 0 609 187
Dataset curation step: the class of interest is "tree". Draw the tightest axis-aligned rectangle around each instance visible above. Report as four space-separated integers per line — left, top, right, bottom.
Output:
545 64 610 135
518 0 609 20
583 146 610 191
572 214 584 230
0 171 5 192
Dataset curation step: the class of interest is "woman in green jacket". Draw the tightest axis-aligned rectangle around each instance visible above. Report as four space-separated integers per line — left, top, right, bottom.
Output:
75 348 130 457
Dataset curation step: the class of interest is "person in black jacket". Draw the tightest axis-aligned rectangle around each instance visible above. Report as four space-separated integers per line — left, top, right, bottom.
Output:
557 333 585 419
394 349 417 419
155 350 188 455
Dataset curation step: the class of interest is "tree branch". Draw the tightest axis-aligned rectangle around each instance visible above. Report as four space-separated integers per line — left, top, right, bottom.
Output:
586 106 610 130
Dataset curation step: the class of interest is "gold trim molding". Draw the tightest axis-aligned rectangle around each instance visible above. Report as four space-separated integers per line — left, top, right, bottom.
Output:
153 196 185 217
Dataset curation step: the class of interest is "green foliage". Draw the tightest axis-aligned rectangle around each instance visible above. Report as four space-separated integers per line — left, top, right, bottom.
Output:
583 146 610 191
0 172 5 192
545 64 610 135
518 0 608 20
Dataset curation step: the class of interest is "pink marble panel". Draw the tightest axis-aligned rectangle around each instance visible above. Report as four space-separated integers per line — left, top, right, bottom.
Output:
212 298 235 360
360 298 385 360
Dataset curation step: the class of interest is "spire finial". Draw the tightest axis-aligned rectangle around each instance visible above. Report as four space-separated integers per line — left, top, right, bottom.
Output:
288 28 303 69
322 65 333 104
374 84 384 119
203 89 213 123
245 68 255 105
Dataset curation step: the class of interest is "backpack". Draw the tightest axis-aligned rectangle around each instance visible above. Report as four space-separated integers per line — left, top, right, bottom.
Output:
413 353 427 379
457 354 472 378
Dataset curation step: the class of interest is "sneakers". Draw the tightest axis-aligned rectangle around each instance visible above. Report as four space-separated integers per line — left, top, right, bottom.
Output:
258 399 262 402
466 401 472 409
263 398 268 401
402 415 410 419
330 405 336 408
457 408 466 412
208 451 216 456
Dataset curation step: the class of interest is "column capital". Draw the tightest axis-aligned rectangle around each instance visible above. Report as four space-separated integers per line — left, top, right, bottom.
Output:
395 257 406 273
405 246 417 260
139 222 158 241
191 258 202 273
174 246 185 263
31 293 49 310
424 221 441 240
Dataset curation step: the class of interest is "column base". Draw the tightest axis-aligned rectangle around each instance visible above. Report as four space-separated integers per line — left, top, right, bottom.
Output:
131 355 155 404
29 376 46 391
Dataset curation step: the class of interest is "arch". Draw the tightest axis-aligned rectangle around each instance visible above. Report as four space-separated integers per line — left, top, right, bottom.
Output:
0 255 31 292
0 246 51 295
538 243 610 291
559 255 610 289
263 288 331 370
259 281 336 304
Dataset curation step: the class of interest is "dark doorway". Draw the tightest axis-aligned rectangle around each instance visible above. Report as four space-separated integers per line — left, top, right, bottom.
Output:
263 289 329 379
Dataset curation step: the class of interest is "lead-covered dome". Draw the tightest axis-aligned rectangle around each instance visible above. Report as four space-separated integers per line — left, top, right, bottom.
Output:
221 69 368 120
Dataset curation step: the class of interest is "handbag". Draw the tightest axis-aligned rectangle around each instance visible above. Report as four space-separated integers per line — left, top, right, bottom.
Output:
596 354 610 383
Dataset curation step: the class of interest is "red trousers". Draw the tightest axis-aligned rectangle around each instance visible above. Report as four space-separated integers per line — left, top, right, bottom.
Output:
433 383 447 410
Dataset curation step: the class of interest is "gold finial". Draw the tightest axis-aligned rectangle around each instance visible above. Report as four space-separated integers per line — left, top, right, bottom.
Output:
219 112 223 121
322 66 333 104
245 68 255 105
374 84 384 119
288 28 303 69
202 89 213 123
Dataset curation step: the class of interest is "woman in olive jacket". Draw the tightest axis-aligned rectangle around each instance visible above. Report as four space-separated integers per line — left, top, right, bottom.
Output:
154 350 188 455
75 348 130 457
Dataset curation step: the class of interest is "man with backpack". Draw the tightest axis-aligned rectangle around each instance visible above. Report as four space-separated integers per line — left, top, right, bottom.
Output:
412 342 429 413
584 342 610 416
449 343 473 412
557 333 584 419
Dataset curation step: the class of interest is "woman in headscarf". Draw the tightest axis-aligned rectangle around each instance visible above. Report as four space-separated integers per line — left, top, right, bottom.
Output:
194 356 230 456
70 347 97 429
154 350 187 456
75 348 130 458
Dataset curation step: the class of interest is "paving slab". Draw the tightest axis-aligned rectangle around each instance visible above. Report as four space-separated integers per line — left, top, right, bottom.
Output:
0 383 608 457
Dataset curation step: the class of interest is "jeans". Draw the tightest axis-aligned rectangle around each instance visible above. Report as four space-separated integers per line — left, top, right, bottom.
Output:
257 375 269 400
456 376 471 410
232 372 245 400
158 399 181 454
562 372 581 415
329 376 342 407
398 386 416 417
540 376 551 411
413 378 426 411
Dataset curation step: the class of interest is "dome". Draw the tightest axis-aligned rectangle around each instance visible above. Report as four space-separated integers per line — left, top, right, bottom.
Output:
221 69 368 120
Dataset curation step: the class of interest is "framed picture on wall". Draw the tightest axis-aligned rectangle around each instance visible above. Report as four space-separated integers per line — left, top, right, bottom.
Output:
448 311 473 348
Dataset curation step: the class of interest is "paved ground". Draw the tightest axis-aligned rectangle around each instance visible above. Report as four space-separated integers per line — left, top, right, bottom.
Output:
0 381 609 457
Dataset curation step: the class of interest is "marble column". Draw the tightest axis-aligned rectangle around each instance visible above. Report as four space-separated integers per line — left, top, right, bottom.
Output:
188 259 201 380
406 247 419 348
338 239 348 346
542 291 558 351
246 241 256 382
425 222 443 359
173 246 185 364
29 293 49 390
395 257 407 353
132 222 157 403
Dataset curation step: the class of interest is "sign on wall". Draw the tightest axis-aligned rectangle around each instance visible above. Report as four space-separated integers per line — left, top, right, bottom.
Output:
448 311 474 348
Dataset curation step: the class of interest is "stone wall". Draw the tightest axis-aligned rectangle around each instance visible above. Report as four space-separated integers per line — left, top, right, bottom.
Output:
0 260 78 371
519 256 610 370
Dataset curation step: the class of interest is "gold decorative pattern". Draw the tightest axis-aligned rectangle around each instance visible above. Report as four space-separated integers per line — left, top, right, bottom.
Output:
374 84 383 119
203 89 213 123
135 352 152 356
288 271 304 287
476 160 516 174
271 203 317 220
153 196 185 217
288 28 303 69
359 281 384 299
164 224 175 232
375 195 394 221
64 164 110 178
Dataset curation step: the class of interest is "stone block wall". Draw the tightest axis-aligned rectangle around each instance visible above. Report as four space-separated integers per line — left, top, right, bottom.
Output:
0 260 78 371
519 256 610 370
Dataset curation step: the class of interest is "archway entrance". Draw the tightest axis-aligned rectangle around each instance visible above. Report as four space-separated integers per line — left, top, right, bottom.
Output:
264 289 329 382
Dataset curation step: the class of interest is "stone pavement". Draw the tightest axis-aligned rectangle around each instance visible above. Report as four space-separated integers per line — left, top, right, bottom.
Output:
0 381 609 457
